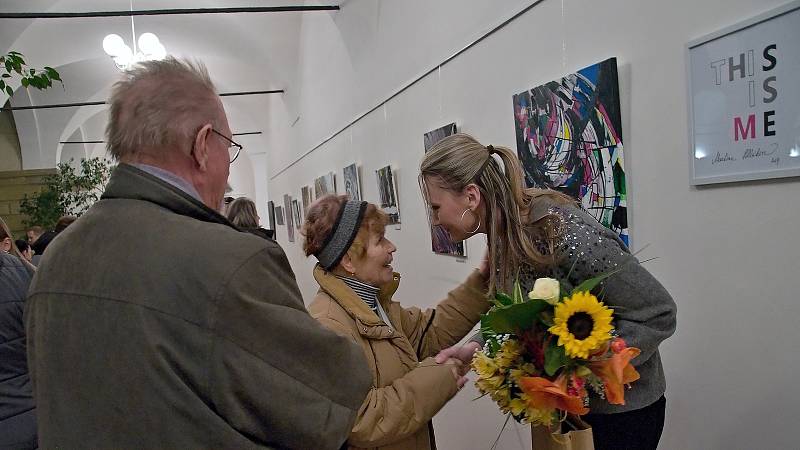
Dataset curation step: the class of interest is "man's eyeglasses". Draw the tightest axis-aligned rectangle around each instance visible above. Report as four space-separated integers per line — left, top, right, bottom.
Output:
211 129 243 164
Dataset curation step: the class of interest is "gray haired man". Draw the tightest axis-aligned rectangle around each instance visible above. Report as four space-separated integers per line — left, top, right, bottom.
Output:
26 57 371 449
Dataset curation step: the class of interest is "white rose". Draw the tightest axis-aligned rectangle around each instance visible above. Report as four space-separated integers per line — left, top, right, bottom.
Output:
528 278 560 305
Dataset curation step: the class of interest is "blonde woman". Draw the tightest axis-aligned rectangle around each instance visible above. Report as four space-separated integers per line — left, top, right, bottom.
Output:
419 133 676 450
226 197 274 240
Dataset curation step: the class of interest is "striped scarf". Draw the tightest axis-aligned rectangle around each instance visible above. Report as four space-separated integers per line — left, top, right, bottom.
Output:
335 275 380 311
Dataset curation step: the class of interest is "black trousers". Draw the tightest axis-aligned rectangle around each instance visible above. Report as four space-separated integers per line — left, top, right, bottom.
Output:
582 396 666 450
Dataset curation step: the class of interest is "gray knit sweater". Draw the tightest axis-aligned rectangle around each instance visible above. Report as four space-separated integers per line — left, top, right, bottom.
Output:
516 199 677 414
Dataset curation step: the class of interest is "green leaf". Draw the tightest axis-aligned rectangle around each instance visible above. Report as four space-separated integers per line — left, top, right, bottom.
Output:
7 51 22 56
46 66 62 82
544 342 568 376
512 280 524 304
30 68 35 75
483 299 551 334
494 292 513 307
571 267 626 296
5 85 12 97
1 73 9 78
0 80 4 90
20 78 28 87
539 309 554 327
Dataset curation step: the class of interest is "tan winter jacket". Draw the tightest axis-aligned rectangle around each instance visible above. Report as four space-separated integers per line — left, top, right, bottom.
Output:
308 265 489 450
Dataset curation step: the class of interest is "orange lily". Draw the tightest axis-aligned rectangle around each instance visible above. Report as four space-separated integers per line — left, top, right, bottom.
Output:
518 375 589 415
589 347 641 404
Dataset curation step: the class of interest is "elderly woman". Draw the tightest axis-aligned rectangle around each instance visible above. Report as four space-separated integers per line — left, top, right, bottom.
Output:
302 195 489 450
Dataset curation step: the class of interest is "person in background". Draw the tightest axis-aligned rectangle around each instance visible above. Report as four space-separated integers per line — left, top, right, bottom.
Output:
419 133 676 450
26 57 371 449
15 240 33 262
0 223 12 254
0 216 37 450
226 197 274 240
29 215 76 263
26 226 43 245
303 194 490 450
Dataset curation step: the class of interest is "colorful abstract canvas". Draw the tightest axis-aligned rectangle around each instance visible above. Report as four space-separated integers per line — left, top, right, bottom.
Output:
376 165 400 225
513 57 628 245
342 163 362 201
424 123 466 258
283 194 294 242
314 172 336 199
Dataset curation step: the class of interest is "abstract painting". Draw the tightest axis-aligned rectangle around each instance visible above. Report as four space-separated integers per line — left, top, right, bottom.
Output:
424 123 466 257
283 194 294 242
314 172 336 199
301 185 313 214
376 165 400 225
513 57 629 245
292 199 302 229
342 163 362 201
275 206 284 226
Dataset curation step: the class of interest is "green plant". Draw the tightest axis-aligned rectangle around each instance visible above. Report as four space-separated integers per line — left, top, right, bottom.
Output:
0 51 62 97
20 158 113 229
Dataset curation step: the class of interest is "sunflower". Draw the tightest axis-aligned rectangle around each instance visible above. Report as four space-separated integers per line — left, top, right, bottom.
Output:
548 291 614 359
472 351 499 378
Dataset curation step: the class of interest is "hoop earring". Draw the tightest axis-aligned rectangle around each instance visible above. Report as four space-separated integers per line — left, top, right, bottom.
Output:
460 209 481 234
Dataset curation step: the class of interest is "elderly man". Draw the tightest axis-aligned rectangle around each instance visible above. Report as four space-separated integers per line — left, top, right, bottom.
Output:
26 58 371 449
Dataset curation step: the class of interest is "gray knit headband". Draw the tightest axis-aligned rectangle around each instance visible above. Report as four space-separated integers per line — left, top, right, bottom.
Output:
315 200 368 271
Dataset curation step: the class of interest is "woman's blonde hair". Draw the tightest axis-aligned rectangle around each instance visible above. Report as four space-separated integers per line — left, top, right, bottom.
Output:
227 197 260 229
419 133 572 293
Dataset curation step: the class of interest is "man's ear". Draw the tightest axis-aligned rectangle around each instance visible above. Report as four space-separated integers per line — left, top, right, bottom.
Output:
191 124 214 171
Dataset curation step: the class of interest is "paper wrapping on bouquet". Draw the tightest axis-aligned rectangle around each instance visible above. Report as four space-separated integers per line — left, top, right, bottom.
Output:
531 415 593 450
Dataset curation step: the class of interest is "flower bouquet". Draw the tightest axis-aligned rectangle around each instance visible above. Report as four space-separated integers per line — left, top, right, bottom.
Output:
472 271 640 431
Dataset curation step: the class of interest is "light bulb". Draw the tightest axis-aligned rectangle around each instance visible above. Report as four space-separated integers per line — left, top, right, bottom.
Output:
103 34 126 56
694 148 706 159
112 45 133 69
138 32 160 54
790 148 800 158
152 43 167 60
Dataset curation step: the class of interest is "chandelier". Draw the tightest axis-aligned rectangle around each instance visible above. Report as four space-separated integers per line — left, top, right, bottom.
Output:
103 31 166 71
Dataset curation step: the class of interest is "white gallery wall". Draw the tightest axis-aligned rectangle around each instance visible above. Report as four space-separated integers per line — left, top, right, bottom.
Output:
267 0 799 448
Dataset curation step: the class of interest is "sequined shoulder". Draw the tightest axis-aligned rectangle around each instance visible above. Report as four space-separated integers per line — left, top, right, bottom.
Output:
520 203 631 292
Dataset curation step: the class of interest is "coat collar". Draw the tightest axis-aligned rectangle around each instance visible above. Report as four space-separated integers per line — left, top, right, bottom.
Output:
102 163 236 229
313 264 401 335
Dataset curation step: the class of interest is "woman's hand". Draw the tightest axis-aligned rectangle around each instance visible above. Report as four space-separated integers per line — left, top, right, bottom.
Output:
435 341 481 367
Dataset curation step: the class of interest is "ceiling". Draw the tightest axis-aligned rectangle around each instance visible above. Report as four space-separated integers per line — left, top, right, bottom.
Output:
1 0 342 195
